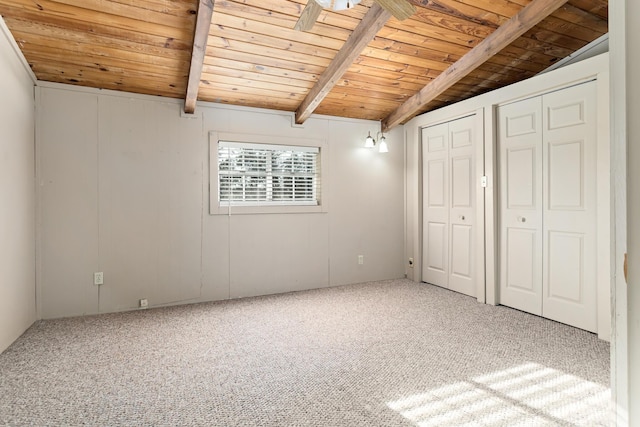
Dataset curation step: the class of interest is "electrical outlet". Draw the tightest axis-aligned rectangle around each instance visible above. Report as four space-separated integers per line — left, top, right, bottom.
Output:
139 299 148 308
409 258 414 268
94 272 104 286
358 255 364 265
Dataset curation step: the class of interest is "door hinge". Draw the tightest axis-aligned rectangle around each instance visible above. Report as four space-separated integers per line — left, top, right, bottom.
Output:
480 176 488 188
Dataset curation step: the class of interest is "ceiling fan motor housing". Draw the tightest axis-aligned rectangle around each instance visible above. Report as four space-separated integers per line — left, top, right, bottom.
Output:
314 0 362 11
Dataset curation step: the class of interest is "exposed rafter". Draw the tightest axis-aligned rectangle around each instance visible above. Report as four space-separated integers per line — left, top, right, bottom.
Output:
294 0 324 31
376 0 416 20
0 0 608 123
184 0 214 114
382 0 570 131
295 2 391 125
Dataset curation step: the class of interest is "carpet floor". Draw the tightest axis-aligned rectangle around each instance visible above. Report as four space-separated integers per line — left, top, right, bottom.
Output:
0 279 610 426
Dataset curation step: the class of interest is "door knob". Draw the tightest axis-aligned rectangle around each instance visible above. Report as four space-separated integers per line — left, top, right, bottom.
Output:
460 215 465 220
518 216 526 223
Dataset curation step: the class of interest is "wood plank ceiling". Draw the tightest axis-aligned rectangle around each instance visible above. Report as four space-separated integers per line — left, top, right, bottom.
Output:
0 0 607 128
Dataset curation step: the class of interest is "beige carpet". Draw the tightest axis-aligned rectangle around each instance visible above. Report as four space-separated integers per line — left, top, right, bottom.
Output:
0 279 610 426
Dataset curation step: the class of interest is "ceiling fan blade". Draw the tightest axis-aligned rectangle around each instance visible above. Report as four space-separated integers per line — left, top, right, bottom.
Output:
294 0 324 31
374 0 416 20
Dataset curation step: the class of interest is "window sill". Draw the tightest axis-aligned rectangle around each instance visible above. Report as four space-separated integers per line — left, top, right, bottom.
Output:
210 203 327 215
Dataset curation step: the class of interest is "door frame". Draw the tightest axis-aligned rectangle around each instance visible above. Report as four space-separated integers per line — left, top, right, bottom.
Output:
491 77 610 340
417 108 486 302
610 0 633 422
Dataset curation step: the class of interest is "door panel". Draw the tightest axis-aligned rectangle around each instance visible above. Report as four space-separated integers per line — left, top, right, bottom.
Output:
507 147 536 209
428 133 446 152
506 228 537 293
547 231 584 302
427 159 446 207
452 156 471 208
548 100 585 130
548 140 584 210
498 97 543 315
451 127 472 148
422 122 449 288
448 115 476 296
542 82 597 332
451 224 472 279
426 222 447 274
507 112 537 137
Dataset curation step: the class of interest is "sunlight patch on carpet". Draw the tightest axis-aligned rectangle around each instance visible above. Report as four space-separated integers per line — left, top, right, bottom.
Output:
387 362 610 426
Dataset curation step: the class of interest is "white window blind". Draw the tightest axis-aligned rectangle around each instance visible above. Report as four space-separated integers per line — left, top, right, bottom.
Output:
218 141 320 206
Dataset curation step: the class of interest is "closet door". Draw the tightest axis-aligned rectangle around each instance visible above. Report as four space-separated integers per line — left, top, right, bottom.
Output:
421 115 476 297
421 122 449 288
542 82 597 332
497 81 598 332
498 97 543 315
448 116 476 296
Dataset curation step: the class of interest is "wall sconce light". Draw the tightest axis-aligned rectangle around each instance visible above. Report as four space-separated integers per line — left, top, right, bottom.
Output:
364 131 389 153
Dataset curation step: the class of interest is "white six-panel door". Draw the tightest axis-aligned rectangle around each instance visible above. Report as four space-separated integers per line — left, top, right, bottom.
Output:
498 97 544 315
498 81 598 332
422 115 476 297
541 83 597 332
448 116 477 296
422 122 449 288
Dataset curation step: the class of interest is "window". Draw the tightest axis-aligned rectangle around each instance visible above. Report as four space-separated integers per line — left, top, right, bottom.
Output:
218 142 319 206
209 132 327 215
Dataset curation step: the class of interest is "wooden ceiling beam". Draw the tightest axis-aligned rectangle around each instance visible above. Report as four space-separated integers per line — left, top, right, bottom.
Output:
382 0 570 131
294 0 323 31
376 0 416 21
295 2 391 125
184 0 214 114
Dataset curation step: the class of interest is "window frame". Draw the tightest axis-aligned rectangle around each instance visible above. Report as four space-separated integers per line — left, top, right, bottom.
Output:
209 132 329 215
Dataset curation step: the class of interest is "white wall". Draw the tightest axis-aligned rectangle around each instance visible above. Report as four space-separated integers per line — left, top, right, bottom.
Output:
404 53 611 340
35 83 405 318
0 18 36 353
